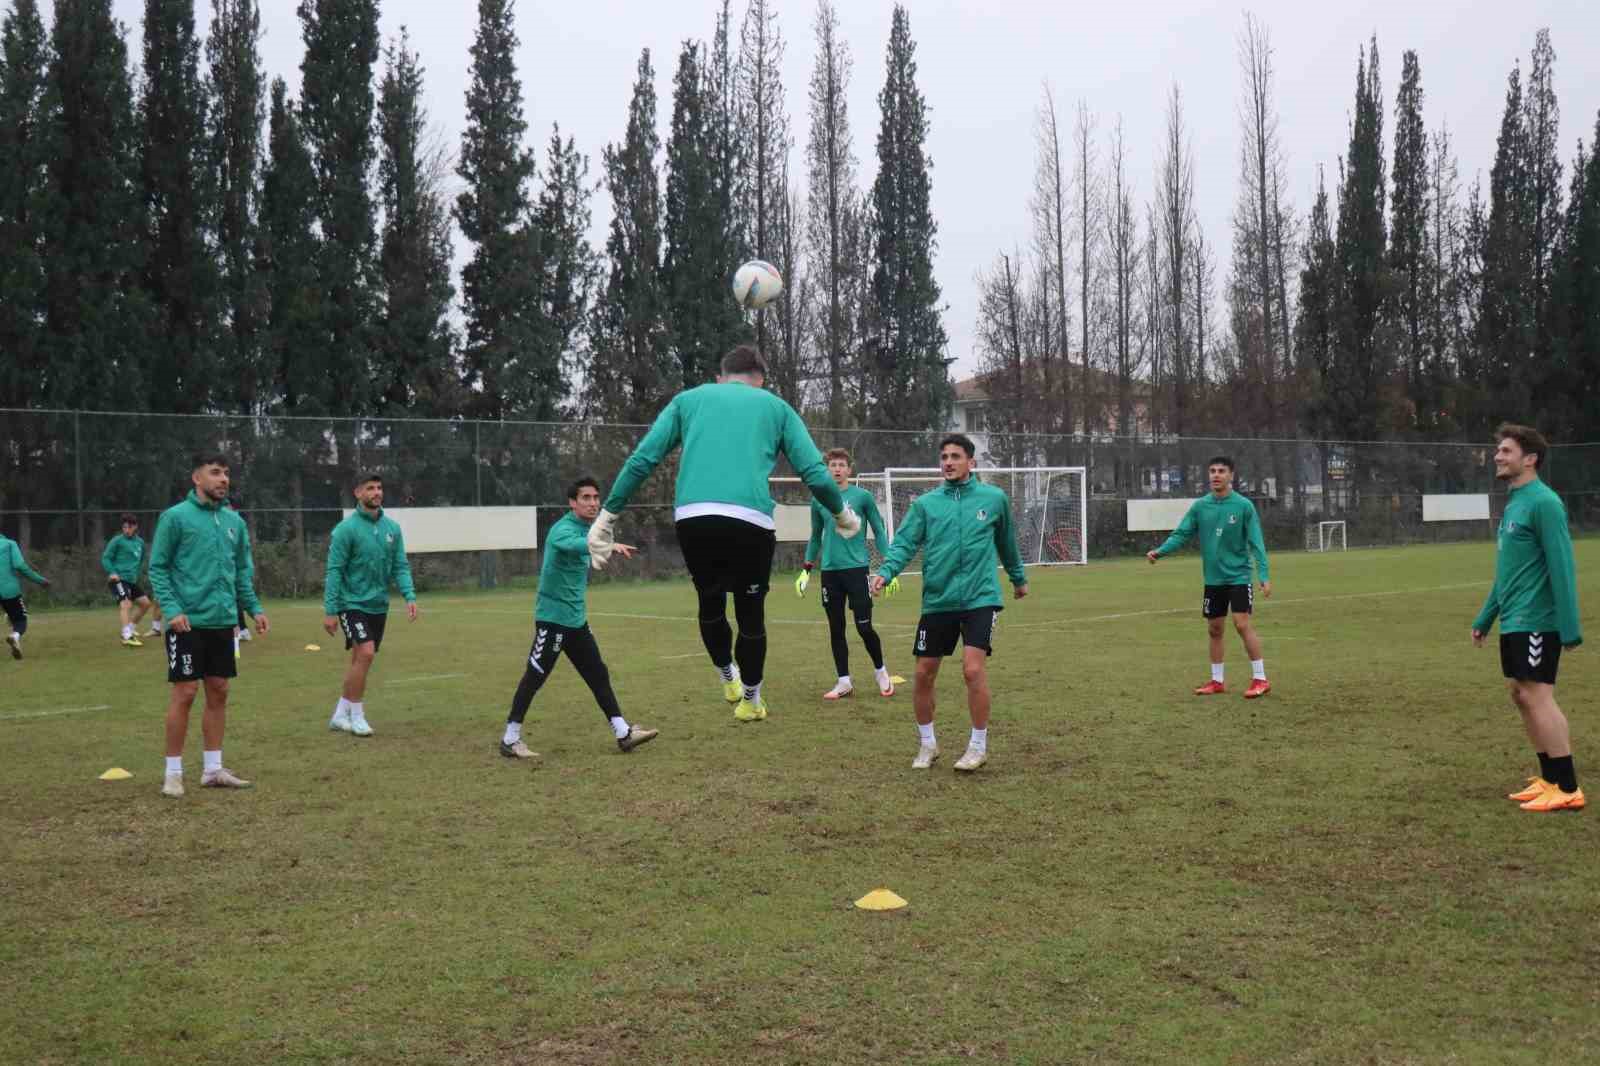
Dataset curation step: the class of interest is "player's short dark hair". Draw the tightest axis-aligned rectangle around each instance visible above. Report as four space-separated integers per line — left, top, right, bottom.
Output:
354 472 383 488
720 344 769 377
1496 422 1549 468
119 513 137 526
567 476 600 500
824 447 853 467
939 434 976 458
191 452 230 471
1207 455 1235 472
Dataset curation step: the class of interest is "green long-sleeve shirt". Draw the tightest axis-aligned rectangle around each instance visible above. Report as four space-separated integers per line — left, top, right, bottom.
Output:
1472 478 1582 645
101 533 145 578
1153 491 1270 586
806 485 889 570
536 511 594 628
603 382 845 524
876 476 1026 614
323 508 416 615
0 535 47 599
148 491 262 628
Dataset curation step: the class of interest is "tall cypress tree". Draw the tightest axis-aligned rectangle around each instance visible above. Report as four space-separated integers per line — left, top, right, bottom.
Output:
375 29 457 416
205 0 267 413
297 0 380 416
533 124 599 416
1523 29 1562 399
1476 62 1531 429
867 4 949 430
259 79 320 413
0 0 49 408
140 0 216 412
454 0 543 419
1553 114 1600 437
1295 168 1336 434
588 50 669 423
806 0 858 425
41 0 148 406
1388 49 1428 427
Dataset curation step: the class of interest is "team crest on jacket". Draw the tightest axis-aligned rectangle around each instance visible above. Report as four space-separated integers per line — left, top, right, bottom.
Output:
1229 514 1237 524
976 509 988 521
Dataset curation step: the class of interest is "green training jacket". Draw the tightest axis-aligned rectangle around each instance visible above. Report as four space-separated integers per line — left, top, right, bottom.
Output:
101 533 145 579
806 485 890 571
0 535 47 599
323 508 417 615
876 476 1026 614
148 491 262 628
1473 477 1582 645
1153 491 1270 586
603 383 845 522
536 511 593 629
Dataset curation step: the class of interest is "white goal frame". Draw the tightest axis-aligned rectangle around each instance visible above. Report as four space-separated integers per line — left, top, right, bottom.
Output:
1306 519 1347 553
883 466 1089 567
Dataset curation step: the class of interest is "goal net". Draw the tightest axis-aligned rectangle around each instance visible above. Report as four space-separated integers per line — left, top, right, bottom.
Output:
1305 519 1347 552
882 466 1087 568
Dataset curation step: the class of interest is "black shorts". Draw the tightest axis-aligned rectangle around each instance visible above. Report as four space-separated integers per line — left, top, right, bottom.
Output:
1500 631 1561 684
821 567 872 616
339 610 388 652
915 607 1001 658
675 516 777 597
1202 584 1254 619
109 578 147 603
165 627 237 682
1 596 25 629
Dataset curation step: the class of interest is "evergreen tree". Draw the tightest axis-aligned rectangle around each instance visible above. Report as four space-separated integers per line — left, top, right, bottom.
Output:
1387 48 1429 428
588 49 669 423
454 0 544 419
533 123 600 416
40 0 148 406
1553 113 1600 437
866 4 949 430
663 40 744 391
259 78 321 412
205 0 267 413
375 29 457 416
1295 168 1335 431
736 0 790 356
1523 29 1562 396
1424 122 1466 434
805 0 857 424
297 0 380 416
0 0 49 407
140 0 216 413
1475 62 1531 429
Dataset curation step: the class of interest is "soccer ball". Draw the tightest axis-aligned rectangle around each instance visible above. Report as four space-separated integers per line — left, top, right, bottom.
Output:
732 259 783 309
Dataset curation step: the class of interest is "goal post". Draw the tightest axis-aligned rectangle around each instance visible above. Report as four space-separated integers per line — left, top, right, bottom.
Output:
1306 519 1347 553
883 466 1088 567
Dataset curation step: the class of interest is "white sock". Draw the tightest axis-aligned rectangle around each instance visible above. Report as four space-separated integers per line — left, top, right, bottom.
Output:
333 697 351 718
9 632 18 644
610 716 631 739
743 681 761 703
918 722 935 746
971 727 988 753
503 721 521 744
350 701 365 719
165 756 182 776
1211 663 1225 684
1251 659 1266 681
152 620 163 633
717 664 736 683
875 665 890 680
202 750 222 774
122 624 133 639
837 675 851 689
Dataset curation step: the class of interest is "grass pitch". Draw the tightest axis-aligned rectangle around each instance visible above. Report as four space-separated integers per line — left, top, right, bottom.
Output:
3 541 1599 1064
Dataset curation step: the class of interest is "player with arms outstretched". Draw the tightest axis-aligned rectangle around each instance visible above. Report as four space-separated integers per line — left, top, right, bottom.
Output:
796 448 898 700
1473 423 1584 812
588 345 860 722
871 435 1027 772
1147 456 1272 699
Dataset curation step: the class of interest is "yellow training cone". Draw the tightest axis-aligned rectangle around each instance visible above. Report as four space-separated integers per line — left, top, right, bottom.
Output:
304 644 322 652
854 888 908 911
889 676 907 686
98 768 133 781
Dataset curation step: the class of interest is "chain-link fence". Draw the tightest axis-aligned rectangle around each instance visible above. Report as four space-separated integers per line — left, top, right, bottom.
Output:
2 408 1592 603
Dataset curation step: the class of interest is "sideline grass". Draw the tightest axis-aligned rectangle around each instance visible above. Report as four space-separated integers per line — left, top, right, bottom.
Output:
3 541 1598 1064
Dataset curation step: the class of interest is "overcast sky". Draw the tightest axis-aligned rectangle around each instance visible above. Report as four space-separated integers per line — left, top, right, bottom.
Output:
112 0 1598 382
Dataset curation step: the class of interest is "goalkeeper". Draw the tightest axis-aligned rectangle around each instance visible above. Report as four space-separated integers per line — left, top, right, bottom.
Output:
589 345 859 723
796 448 897 700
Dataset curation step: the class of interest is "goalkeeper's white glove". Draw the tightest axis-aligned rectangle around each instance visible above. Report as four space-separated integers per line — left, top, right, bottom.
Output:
794 568 811 597
833 505 862 539
884 576 901 599
586 509 621 569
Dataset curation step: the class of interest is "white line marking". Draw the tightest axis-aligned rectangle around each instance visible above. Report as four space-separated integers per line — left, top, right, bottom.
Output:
385 673 468 685
0 704 113 722
660 651 708 660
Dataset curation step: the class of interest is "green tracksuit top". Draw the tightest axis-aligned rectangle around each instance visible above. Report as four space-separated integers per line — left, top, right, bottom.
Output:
0 535 47 599
876 476 1026 614
101 533 145 578
1153 491 1270 586
603 382 845 524
536 511 593 629
806 486 890 571
148 491 262 628
323 508 416 615
1472 478 1582 645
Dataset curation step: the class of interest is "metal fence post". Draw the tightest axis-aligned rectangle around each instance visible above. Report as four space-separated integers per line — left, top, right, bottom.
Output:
73 411 84 550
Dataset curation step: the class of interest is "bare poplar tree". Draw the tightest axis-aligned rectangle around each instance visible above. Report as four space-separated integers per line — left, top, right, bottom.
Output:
1031 82 1069 436
1102 117 1142 443
1073 99 1100 436
1156 84 1196 440
736 0 789 352
804 0 855 424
